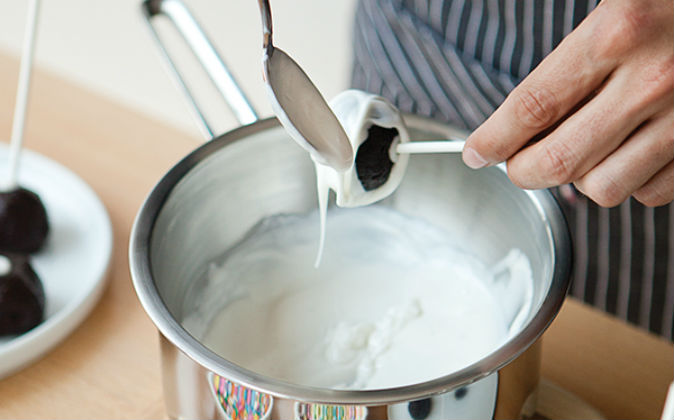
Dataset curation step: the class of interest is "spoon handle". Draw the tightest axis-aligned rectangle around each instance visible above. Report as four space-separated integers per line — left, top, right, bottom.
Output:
257 0 273 53
7 0 40 189
396 140 466 154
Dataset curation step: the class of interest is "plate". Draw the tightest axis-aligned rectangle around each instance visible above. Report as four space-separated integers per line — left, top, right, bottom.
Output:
0 145 113 379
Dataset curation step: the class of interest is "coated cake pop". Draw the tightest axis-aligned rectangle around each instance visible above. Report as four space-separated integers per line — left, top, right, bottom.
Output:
314 89 410 208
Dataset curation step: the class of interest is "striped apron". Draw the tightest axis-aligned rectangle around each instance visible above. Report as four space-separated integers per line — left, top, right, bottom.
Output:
350 0 674 339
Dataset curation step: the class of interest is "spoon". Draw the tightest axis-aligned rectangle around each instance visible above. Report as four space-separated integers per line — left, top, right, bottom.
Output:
257 0 353 171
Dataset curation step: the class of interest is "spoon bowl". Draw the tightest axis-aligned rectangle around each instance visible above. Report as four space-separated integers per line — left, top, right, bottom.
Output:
258 0 353 171
262 48 354 170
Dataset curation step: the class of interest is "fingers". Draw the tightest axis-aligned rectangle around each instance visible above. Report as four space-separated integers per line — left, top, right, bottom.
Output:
572 112 674 207
462 14 615 169
632 161 674 207
458 0 673 208
504 64 670 191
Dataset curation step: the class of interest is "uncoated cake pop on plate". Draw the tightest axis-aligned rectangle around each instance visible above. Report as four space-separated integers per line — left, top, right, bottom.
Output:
0 187 49 253
0 0 48 335
0 253 45 336
0 0 49 253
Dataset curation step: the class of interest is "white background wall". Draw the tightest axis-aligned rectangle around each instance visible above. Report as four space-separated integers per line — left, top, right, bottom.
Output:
0 0 359 138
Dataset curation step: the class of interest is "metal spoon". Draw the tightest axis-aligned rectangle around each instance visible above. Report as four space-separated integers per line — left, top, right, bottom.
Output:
257 0 353 171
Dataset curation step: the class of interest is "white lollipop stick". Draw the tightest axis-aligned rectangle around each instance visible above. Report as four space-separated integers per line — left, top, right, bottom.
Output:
6 0 41 190
396 139 465 154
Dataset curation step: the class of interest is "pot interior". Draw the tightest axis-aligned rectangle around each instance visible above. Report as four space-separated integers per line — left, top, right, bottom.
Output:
146 116 568 393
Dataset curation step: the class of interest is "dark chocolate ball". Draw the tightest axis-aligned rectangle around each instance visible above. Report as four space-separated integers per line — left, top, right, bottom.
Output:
0 253 45 336
355 125 399 191
0 187 49 253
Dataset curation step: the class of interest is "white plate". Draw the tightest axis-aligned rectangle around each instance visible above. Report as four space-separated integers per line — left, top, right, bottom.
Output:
0 145 113 379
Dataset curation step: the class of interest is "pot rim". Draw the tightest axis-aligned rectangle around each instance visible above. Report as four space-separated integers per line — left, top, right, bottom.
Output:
129 115 572 405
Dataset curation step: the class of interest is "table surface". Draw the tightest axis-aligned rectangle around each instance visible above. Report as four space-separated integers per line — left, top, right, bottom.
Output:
0 53 671 420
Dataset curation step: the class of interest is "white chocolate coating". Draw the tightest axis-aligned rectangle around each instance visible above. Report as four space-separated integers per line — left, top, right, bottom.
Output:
313 90 411 266
184 207 533 390
315 90 410 208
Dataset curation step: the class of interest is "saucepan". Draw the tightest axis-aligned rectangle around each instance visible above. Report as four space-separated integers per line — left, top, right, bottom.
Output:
129 0 572 418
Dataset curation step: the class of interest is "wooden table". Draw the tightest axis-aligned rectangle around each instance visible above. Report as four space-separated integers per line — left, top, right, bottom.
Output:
0 52 671 420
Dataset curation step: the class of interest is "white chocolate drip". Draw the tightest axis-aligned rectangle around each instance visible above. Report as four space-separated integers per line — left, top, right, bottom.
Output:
313 90 411 266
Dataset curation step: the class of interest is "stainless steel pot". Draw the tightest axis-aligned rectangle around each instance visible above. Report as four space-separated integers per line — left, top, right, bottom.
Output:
130 1 572 419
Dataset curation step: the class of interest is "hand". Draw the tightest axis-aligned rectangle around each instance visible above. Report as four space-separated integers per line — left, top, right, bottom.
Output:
462 0 673 207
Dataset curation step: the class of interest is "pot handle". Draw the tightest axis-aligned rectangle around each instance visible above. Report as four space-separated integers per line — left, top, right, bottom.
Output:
141 0 259 139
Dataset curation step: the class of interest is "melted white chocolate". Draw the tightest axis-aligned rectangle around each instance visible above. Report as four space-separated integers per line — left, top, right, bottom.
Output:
314 90 410 208
184 207 533 390
182 90 535 392
314 90 410 266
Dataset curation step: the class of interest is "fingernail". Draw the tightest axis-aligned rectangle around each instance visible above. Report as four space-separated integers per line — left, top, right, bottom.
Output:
463 147 488 169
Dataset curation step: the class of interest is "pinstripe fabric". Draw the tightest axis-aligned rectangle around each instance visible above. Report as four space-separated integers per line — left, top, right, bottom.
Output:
594 207 610 310
350 0 673 339
664 204 674 339
616 200 632 319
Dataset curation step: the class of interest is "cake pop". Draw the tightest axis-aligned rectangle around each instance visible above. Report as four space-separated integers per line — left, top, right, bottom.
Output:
0 187 49 253
1 0 49 253
0 253 44 336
